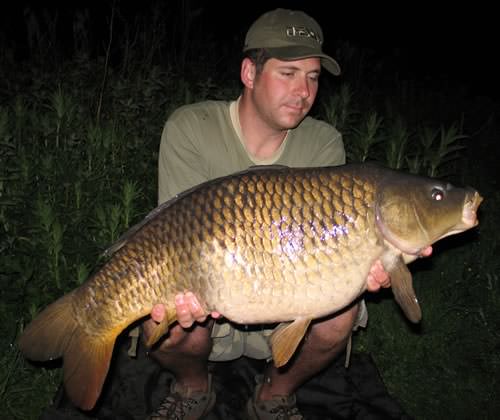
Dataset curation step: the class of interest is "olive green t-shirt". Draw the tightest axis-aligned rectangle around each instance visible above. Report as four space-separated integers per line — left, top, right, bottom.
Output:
158 98 345 204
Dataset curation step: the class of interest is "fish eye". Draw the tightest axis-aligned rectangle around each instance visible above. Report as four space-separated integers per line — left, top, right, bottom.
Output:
431 187 444 201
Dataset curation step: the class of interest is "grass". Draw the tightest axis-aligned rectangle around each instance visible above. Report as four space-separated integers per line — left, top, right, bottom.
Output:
1 3 499 419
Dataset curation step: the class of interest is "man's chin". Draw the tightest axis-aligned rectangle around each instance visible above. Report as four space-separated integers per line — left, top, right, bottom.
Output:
280 115 305 129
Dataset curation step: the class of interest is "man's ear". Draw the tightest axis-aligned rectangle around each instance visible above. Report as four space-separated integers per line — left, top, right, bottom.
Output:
241 58 256 89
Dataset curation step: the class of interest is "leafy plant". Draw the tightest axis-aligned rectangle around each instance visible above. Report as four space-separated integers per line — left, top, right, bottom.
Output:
419 122 467 177
347 111 384 163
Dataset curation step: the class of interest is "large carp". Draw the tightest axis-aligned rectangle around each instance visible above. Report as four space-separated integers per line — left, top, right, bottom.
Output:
18 163 482 410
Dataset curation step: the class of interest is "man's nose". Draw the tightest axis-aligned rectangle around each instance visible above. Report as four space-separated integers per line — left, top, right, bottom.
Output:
294 77 310 98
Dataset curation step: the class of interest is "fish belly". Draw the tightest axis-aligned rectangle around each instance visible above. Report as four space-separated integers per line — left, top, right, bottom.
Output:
200 235 382 324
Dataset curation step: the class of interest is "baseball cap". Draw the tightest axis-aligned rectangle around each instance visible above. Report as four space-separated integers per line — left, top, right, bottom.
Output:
243 8 341 75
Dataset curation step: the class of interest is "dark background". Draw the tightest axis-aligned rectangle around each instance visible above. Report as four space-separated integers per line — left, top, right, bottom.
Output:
1 0 498 103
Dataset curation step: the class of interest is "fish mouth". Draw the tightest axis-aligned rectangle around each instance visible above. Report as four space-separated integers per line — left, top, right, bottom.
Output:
440 190 483 239
462 191 483 227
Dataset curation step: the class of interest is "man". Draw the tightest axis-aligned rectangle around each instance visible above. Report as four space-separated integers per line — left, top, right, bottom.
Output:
143 8 430 420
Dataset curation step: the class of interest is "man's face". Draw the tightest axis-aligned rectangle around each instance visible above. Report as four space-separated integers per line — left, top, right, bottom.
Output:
251 57 321 130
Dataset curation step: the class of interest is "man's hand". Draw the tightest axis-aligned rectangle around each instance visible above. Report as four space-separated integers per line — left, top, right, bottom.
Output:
366 259 390 292
143 293 221 351
149 292 221 328
366 246 432 292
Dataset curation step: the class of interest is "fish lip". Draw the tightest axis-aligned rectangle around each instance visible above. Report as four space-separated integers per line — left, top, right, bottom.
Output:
461 191 483 228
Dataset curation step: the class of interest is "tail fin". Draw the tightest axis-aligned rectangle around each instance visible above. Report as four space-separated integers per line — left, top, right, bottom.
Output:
18 291 116 410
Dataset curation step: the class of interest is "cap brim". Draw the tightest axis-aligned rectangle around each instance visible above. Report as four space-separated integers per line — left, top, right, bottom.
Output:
265 46 341 76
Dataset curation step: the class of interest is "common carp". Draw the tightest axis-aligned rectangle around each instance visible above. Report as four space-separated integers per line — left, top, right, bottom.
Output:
18 163 482 410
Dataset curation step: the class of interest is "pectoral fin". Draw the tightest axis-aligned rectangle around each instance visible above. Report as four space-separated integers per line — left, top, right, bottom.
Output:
390 258 422 323
145 307 177 347
270 318 312 367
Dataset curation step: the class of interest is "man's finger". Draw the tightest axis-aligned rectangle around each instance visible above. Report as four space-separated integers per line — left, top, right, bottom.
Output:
151 304 165 323
421 246 433 257
366 274 381 292
175 294 195 328
185 291 205 318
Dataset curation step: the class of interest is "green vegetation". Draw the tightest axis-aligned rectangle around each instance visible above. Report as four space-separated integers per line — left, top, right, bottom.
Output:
1 3 498 419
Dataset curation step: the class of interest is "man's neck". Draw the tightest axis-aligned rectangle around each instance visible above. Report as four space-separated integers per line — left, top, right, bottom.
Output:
238 95 288 160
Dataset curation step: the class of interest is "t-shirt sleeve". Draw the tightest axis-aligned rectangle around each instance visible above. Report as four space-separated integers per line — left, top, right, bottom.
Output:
158 110 209 204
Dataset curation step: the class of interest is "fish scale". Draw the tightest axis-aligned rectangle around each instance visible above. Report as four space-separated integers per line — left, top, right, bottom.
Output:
156 171 363 322
18 163 482 410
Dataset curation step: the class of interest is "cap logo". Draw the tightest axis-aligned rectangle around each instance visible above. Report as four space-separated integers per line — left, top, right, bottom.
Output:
285 26 322 45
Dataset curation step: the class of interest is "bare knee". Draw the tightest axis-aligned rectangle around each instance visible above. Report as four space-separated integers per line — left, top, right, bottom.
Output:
146 320 214 367
307 303 359 352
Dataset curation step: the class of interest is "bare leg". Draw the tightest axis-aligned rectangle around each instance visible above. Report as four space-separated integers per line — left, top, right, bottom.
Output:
144 301 358 398
143 319 214 392
258 303 359 399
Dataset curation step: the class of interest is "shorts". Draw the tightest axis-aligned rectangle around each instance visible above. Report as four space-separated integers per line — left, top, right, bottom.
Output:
208 299 368 362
